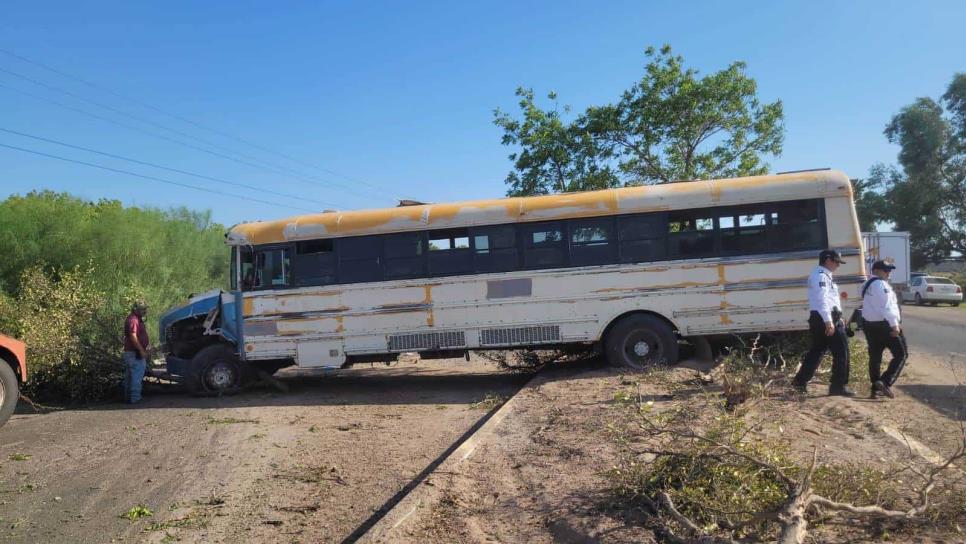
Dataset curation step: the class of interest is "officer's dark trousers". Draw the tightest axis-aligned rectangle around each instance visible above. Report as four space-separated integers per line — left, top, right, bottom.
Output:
793 311 850 389
863 321 907 386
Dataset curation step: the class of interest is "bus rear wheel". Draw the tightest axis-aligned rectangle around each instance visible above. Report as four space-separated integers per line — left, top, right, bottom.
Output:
0 361 19 427
604 314 679 370
187 344 250 396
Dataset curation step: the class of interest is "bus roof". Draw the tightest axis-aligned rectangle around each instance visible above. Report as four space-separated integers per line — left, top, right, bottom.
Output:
227 169 852 246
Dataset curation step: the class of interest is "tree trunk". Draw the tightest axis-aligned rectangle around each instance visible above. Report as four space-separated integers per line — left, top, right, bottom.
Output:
777 486 811 544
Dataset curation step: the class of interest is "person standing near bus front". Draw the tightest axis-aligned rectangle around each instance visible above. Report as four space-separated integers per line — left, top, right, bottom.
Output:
122 301 150 404
861 260 906 399
792 250 855 397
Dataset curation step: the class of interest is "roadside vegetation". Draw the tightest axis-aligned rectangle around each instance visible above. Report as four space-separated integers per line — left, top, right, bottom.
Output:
606 338 966 543
0 191 227 402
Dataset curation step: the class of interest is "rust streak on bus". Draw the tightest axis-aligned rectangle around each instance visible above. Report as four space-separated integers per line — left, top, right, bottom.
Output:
424 285 435 327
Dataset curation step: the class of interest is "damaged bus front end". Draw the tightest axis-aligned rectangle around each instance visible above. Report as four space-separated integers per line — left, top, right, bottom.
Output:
158 289 245 394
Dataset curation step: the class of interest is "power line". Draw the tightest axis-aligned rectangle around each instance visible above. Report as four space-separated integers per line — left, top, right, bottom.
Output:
0 126 345 209
0 141 318 213
0 81 312 185
0 47 395 196
0 58 396 202
0 80 381 204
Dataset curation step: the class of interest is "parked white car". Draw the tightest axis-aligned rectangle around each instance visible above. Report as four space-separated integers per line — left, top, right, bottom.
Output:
900 275 962 306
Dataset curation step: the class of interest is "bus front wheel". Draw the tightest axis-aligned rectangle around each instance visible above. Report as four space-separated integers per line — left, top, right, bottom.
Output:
187 344 250 396
604 314 679 370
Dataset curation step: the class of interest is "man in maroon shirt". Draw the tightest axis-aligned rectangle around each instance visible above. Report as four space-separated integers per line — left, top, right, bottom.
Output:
122 301 151 404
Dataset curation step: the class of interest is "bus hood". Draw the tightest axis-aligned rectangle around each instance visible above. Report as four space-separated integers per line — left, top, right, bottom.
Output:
159 289 223 333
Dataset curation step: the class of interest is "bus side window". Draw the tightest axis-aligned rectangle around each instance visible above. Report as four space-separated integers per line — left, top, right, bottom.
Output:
569 217 616 266
338 236 383 283
384 232 426 279
522 222 566 269
254 248 290 289
667 211 715 257
472 225 518 273
293 239 336 286
719 206 769 254
768 200 824 250
618 213 666 263
428 228 472 276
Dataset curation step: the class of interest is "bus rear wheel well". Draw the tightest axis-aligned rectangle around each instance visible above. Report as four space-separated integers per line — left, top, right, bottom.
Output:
600 310 679 345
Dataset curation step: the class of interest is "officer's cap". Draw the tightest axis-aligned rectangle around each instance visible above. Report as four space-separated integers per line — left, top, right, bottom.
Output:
872 260 896 271
818 249 846 265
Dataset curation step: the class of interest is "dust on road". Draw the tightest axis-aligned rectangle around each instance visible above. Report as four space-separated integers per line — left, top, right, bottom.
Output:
0 358 526 543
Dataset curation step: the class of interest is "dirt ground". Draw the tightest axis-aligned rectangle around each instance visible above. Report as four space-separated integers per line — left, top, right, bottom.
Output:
386 351 965 543
1 310 963 543
0 357 526 543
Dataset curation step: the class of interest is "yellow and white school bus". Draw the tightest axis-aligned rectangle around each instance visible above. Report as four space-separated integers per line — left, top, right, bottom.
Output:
160 169 865 393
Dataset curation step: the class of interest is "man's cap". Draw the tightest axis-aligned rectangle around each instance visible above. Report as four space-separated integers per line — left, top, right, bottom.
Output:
819 249 846 264
872 260 896 271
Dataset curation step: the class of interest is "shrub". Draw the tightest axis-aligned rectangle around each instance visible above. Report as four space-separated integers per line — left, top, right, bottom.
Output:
0 192 228 403
15 265 129 403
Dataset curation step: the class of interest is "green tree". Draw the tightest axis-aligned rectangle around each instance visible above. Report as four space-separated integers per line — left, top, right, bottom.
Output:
849 176 888 232
876 73 966 267
493 45 784 196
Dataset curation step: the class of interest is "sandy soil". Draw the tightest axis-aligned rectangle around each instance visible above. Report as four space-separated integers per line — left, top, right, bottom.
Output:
392 350 965 544
0 357 525 543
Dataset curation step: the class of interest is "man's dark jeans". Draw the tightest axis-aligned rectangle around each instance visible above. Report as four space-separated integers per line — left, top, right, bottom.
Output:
863 321 907 386
794 311 850 389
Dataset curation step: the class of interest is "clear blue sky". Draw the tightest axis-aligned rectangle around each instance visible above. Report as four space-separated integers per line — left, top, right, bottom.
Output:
1 0 964 227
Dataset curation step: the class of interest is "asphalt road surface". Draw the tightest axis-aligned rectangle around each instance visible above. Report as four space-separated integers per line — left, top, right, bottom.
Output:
897 304 965 359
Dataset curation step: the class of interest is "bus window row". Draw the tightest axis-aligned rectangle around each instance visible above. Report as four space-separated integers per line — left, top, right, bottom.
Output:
234 198 826 291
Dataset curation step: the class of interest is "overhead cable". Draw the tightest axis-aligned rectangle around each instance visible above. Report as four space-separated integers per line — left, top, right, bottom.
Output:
0 47 393 194
0 81 382 203
0 57 396 202
0 126 345 209
0 141 318 213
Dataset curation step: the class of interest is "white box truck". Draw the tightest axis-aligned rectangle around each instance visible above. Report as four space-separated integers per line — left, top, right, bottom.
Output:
862 231 911 285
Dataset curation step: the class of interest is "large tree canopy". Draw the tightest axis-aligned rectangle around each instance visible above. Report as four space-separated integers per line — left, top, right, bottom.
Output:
493 45 784 196
868 73 966 267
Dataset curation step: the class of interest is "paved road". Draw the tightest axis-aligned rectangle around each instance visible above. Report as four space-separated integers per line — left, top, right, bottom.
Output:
897 304 965 359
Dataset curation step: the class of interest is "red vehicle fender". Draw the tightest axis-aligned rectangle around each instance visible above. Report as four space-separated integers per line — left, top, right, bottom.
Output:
0 334 27 383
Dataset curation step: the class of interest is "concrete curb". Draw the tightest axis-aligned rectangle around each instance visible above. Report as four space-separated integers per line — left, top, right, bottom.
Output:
359 373 537 542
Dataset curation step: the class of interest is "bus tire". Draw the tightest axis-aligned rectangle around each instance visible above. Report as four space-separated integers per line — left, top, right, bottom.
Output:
604 314 679 370
187 344 249 396
0 360 18 427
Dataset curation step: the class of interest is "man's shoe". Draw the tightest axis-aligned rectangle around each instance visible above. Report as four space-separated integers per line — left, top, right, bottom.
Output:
829 386 857 397
874 380 895 399
792 383 807 394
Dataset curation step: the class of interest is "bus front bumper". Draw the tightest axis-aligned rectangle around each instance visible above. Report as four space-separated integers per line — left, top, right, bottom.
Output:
164 355 191 378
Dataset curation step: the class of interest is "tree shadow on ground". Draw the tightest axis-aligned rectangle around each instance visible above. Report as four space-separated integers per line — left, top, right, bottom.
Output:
896 384 965 421
14 364 530 414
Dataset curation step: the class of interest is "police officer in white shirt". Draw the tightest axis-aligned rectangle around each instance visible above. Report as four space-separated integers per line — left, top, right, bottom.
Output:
861 260 907 399
792 249 855 397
